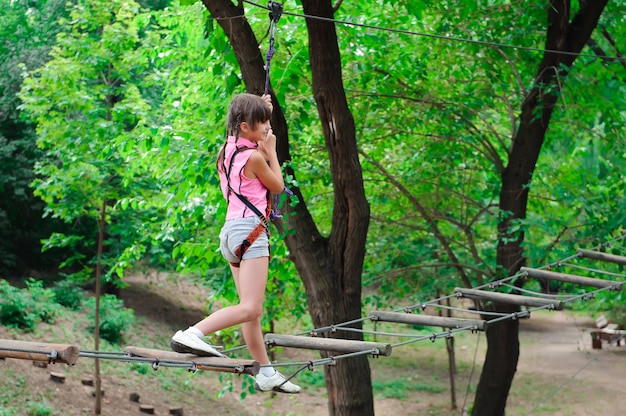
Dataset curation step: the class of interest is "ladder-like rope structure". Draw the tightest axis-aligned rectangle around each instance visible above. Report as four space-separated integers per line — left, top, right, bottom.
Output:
1 232 624 382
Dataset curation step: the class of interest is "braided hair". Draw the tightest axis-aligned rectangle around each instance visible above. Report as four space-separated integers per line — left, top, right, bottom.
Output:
217 93 272 172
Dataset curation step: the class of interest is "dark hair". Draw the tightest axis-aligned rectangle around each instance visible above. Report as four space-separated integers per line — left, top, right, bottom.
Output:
226 93 272 136
217 93 272 172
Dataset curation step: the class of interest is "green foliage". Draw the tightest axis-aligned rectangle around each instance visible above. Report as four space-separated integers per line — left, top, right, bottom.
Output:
18 0 177 282
296 369 326 389
25 400 55 416
0 279 60 331
52 277 85 310
570 287 626 325
85 294 135 344
0 370 25 415
129 361 150 375
373 377 444 399
0 0 70 274
0 280 36 329
8 0 625 392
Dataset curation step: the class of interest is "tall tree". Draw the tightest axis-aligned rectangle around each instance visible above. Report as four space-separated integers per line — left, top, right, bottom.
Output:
200 0 373 414
19 0 164 285
474 1 609 414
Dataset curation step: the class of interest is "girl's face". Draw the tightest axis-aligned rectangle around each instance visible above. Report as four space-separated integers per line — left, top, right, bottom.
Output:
242 119 271 142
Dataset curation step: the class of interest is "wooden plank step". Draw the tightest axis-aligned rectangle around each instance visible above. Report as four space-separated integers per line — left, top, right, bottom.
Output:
370 310 487 331
124 346 259 375
578 249 626 266
0 339 79 365
520 267 623 290
264 333 392 356
454 288 564 310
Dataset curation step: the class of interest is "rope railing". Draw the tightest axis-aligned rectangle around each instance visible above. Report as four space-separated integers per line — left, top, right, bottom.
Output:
1 232 624 383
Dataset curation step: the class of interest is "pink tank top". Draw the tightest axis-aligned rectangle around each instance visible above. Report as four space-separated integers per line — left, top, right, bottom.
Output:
219 136 268 220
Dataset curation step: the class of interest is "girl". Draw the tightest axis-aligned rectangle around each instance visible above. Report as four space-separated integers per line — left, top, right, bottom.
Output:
170 93 300 394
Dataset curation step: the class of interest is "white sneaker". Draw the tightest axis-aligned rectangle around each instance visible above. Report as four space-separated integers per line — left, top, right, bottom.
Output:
255 371 301 394
170 330 226 358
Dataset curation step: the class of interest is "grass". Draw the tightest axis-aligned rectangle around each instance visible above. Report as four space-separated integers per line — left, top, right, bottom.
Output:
1 277 620 416
0 371 55 416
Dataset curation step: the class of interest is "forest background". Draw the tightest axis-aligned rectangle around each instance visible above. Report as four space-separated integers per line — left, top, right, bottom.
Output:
0 0 625 415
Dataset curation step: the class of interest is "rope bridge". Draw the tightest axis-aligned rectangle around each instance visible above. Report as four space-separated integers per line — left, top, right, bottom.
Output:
1 233 624 382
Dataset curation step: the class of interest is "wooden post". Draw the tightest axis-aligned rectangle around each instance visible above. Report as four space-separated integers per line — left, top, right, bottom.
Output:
520 267 623 290
578 249 626 266
370 311 487 331
124 346 260 375
264 333 392 356
0 339 79 365
454 288 564 310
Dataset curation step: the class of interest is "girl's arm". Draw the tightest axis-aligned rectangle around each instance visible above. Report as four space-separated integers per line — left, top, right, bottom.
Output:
247 129 284 193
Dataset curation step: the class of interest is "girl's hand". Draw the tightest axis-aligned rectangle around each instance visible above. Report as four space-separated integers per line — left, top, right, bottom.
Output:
261 94 273 113
257 128 276 160
246 127 284 193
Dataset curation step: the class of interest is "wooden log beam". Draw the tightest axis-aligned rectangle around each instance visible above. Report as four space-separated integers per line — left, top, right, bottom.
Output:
0 339 79 365
124 346 259 375
521 267 623 290
578 249 626 266
264 333 392 356
454 288 564 310
370 311 487 331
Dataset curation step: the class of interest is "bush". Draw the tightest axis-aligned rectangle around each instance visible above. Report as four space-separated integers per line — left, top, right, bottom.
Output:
23 278 60 324
85 294 135 344
0 280 36 330
52 278 84 310
26 400 55 416
0 279 60 331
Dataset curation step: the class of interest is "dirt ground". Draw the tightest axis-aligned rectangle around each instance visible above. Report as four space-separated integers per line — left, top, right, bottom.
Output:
1 273 625 415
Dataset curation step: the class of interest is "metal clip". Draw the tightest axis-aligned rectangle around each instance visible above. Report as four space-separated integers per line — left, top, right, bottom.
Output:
268 1 283 23
48 350 58 364
189 362 198 373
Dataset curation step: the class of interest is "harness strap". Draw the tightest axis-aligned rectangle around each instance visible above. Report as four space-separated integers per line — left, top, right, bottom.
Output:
232 203 272 267
224 144 272 266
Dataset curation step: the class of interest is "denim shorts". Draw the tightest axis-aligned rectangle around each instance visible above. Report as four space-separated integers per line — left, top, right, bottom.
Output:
219 216 269 264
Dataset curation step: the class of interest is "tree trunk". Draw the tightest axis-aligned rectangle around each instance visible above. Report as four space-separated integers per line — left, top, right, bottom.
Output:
203 1 372 414
295 2 372 414
472 1 608 415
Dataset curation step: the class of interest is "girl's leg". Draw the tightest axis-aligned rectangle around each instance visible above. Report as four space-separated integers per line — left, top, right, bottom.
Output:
192 257 270 363
231 258 271 364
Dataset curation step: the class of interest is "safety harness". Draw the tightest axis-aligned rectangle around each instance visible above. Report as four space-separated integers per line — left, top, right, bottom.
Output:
223 1 286 267
224 145 272 267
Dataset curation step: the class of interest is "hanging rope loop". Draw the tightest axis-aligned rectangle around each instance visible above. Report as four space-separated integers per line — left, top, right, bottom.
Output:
264 1 283 95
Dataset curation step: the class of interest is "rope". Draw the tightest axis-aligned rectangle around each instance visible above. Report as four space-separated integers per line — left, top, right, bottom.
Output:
2 233 624 398
258 1 295 221
241 0 624 63
460 331 481 415
263 1 282 96
525 357 598 415
499 282 568 299
558 261 626 278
